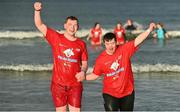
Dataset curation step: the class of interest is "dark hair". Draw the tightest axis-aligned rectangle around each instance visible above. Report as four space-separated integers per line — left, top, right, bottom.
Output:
94 22 100 28
117 21 122 25
103 32 116 43
65 16 79 24
157 22 164 27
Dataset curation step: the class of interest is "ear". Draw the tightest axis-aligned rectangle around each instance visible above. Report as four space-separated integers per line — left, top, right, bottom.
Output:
64 23 66 30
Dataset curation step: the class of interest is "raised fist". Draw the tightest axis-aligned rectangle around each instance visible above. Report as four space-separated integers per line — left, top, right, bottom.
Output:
149 23 156 31
34 2 42 11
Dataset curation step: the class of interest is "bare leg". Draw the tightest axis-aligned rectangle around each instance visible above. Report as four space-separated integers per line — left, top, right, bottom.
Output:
68 104 80 112
56 105 67 112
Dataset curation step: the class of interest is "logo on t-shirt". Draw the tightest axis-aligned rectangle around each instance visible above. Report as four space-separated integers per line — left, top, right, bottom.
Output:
94 31 99 37
64 48 74 57
110 61 119 71
117 32 122 37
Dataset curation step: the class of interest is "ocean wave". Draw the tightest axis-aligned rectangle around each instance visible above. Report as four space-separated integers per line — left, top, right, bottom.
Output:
0 64 180 73
0 31 42 39
0 64 52 72
0 29 180 39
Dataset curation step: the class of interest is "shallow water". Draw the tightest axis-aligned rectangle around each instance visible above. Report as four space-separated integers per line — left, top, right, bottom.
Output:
0 71 180 111
1 0 180 111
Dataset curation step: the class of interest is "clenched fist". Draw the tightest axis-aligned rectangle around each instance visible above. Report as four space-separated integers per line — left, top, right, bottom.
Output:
149 23 156 32
34 2 42 11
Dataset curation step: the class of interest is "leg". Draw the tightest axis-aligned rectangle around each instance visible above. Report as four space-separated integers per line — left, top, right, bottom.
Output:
51 84 68 111
56 105 67 112
68 104 80 112
119 91 135 111
68 85 83 111
103 93 119 111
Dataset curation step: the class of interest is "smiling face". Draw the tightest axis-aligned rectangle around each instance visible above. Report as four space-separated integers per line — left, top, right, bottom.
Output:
64 19 79 36
103 33 117 55
104 38 117 55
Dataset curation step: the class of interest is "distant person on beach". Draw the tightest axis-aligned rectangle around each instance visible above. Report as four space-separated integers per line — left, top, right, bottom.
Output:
86 23 155 111
34 2 88 112
114 22 126 45
124 19 137 31
87 22 103 46
153 22 169 39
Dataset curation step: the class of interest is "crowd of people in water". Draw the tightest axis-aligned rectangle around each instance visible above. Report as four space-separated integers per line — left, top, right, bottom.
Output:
87 19 169 46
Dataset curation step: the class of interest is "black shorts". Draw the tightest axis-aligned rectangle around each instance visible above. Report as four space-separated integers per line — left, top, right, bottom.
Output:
103 91 135 111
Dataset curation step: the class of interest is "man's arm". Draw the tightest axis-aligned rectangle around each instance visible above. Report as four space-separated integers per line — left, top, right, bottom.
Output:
34 2 47 36
75 61 88 82
134 23 155 47
86 73 99 81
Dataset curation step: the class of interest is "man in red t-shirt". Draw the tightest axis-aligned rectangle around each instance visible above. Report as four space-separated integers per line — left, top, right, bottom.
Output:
86 23 155 111
34 2 88 112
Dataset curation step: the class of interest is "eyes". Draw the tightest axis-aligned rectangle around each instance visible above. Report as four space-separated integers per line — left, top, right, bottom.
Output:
105 41 116 46
67 23 78 27
66 20 78 28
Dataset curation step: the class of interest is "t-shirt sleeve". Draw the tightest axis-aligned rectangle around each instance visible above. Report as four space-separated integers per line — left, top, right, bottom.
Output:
122 40 138 57
81 42 88 61
93 58 103 76
45 27 59 46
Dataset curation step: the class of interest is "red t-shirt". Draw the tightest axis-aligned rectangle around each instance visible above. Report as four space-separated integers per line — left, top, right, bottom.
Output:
91 28 102 43
114 28 125 43
45 28 88 86
93 40 138 98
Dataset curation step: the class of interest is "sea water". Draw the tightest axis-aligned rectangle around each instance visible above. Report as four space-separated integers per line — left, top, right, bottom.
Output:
0 0 180 111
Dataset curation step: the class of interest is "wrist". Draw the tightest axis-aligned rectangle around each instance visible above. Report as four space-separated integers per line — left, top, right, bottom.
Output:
146 29 151 33
35 9 41 12
81 70 86 80
84 74 86 80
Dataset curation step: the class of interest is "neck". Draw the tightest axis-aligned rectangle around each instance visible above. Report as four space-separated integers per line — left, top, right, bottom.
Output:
64 32 76 41
106 50 114 55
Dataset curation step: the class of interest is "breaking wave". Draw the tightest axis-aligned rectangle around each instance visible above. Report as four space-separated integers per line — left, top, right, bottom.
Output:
0 63 180 73
0 29 180 39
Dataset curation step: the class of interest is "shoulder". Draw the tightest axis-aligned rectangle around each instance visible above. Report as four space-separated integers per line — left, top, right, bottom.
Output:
47 27 57 33
76 38 85 43
96 51 106 63
76 38 87 47
120 40 135 49
47 27 63 36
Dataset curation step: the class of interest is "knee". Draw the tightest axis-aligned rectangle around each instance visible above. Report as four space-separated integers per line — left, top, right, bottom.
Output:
104 102 118 111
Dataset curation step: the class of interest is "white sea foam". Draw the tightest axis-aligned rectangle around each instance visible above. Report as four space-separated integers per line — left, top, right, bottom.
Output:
0 31 43 39
1 29 180 39
0 64 180 73
0 64 52 72
132 64 180 73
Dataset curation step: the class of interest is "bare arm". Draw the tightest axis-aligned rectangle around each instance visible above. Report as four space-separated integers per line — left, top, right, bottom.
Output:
34 2 47 36
87 29 93 40
75 61 88 82
165 33 169 39
81 61 88 73
135 23 155 47
86 73 99 81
